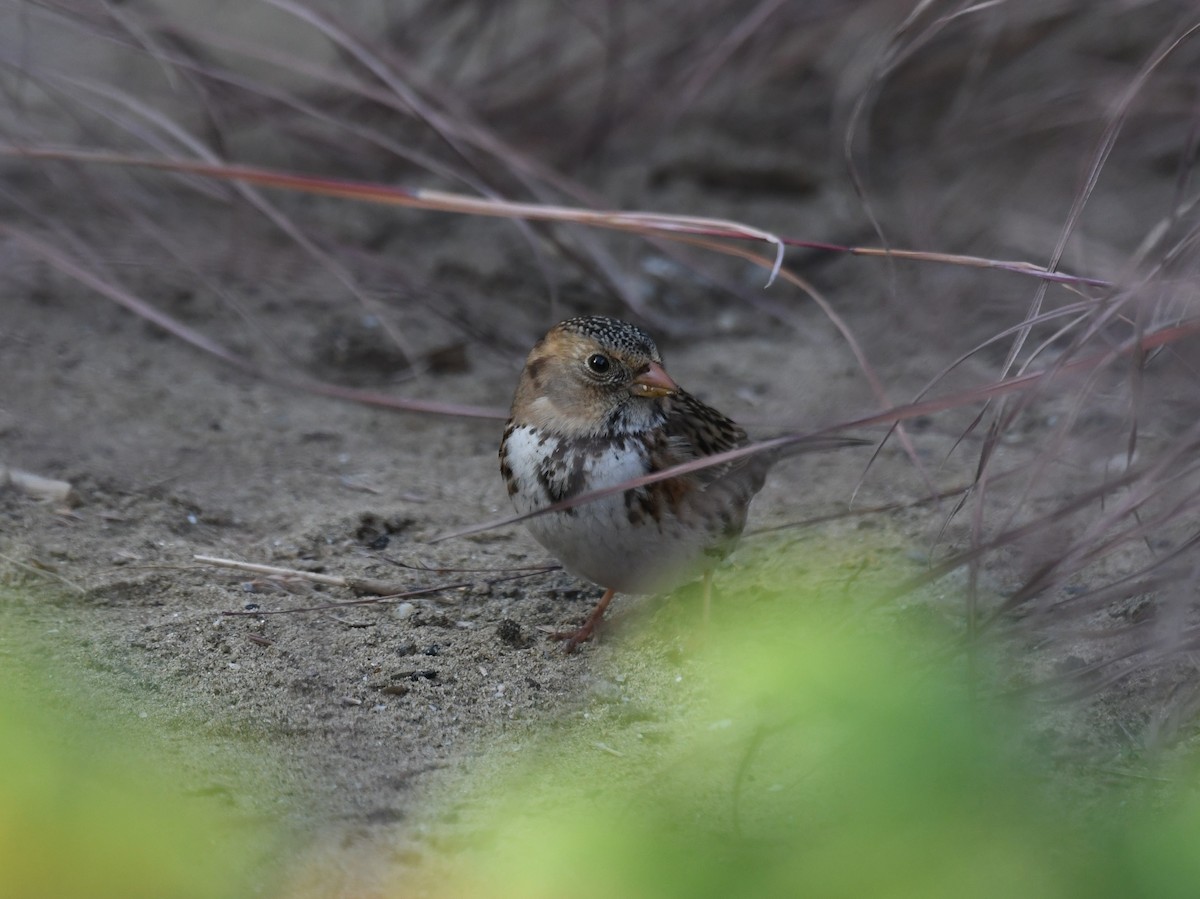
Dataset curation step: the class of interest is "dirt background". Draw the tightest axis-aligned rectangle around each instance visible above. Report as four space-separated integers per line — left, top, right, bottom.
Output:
3 1 1200 892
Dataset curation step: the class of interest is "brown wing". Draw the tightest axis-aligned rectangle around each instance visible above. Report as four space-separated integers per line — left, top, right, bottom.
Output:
650 390 768 558
662 390 761 482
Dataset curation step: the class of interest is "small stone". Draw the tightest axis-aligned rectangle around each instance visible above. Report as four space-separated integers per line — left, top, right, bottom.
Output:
496 618 524 646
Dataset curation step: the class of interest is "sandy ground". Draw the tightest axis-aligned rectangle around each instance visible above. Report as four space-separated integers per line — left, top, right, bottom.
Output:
3 2 1199 891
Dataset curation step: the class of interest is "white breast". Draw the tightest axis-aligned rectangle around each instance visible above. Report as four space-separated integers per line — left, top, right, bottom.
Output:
504 425 708 594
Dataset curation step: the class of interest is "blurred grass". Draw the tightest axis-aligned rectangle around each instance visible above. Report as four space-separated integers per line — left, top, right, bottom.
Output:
0 585 283 899
406 556 1200 899
5 558 1200 898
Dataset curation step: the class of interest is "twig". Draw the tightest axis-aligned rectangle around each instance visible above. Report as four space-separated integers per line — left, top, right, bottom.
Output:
221 581 470 616
194 553 434 597
0 551 87 594
380 556 560 575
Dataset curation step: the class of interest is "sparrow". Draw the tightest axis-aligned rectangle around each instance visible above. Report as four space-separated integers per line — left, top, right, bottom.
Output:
499 315 854 651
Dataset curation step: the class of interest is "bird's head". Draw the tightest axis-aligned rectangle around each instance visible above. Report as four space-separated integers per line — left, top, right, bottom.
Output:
510 316 679 437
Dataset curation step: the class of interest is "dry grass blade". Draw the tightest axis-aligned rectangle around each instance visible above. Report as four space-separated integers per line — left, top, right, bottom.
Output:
433 433 867 544
0 146 1107 290
434 316 1200 543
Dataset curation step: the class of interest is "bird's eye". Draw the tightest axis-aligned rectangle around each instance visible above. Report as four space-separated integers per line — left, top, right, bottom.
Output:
586 353 611 375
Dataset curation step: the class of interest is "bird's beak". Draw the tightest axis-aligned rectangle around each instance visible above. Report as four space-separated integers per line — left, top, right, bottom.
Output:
630 362 679 398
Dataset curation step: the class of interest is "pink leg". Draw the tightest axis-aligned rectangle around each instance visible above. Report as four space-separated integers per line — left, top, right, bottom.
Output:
552 588 616 653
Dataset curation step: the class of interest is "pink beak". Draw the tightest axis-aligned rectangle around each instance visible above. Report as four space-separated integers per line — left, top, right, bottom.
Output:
630 361 679 398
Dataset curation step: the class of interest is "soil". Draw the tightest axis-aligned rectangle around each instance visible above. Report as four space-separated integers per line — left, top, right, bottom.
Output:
2 2 1199 894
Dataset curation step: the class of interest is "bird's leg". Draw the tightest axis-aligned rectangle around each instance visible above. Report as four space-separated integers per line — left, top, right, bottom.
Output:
553 587 615 653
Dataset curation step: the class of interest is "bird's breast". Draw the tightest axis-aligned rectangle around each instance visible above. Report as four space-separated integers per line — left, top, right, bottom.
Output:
500 422 748 594
502 424 651 511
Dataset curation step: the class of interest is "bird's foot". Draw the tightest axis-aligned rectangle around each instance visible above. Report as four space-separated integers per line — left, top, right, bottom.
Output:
548 587 615 654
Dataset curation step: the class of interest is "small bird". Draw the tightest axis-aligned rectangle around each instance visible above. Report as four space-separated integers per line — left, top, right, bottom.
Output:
499 315 851 651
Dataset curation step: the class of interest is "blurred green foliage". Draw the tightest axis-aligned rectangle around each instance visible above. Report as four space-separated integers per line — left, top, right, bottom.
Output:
5 570 1200 899
424 575 1200 899
0 588 276 899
